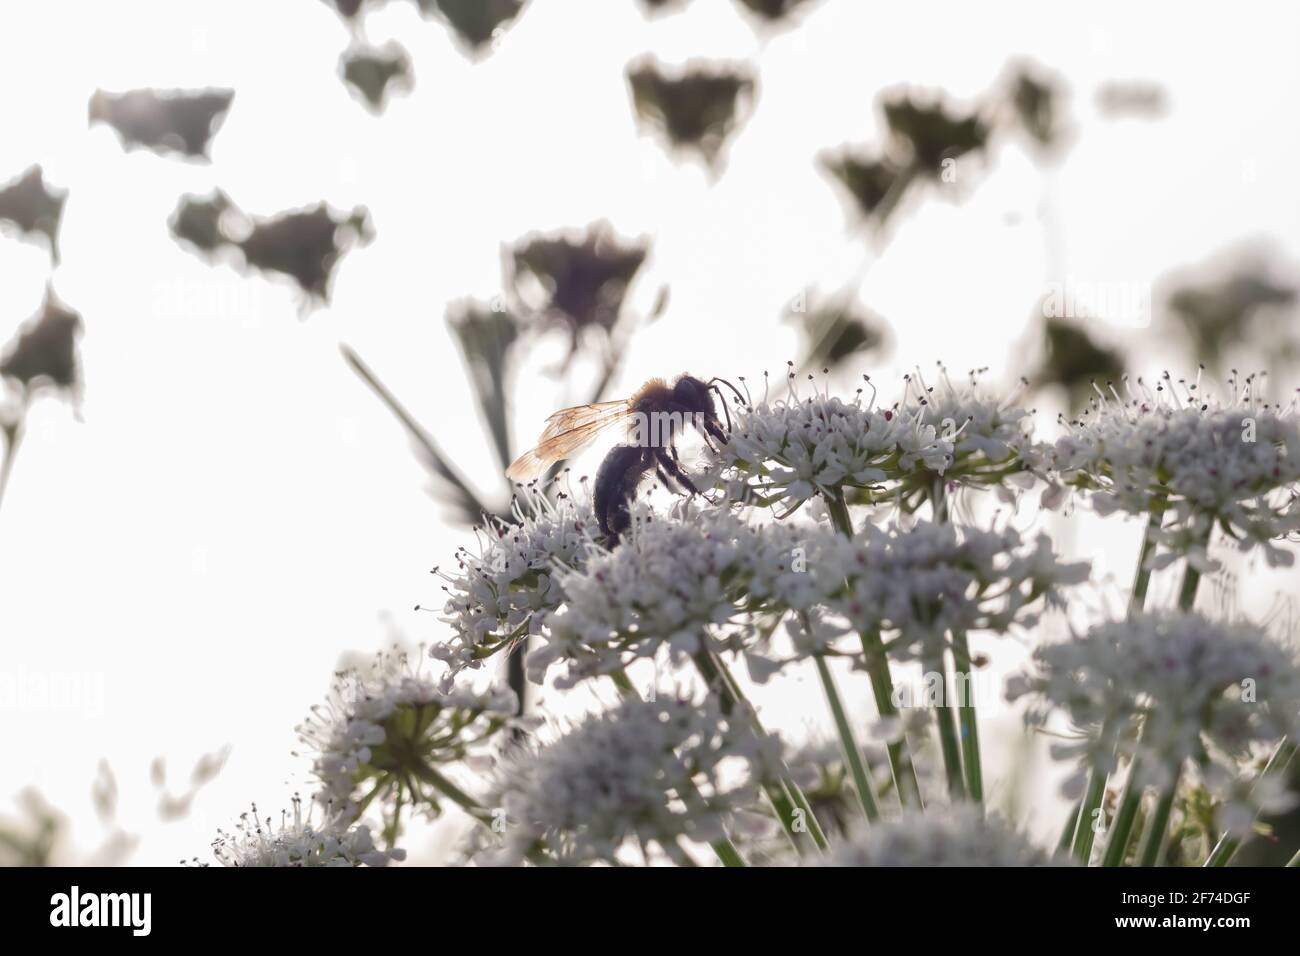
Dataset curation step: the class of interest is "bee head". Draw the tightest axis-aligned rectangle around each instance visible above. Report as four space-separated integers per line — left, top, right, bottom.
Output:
672 375 715 415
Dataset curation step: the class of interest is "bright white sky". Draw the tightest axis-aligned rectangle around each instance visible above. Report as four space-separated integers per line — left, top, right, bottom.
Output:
1 0 1298 864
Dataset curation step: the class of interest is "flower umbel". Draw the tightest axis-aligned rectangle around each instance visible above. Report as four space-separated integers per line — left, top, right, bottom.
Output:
1009 610 1300 823
902 365 1048 508
1052 370 1300 565
204 797 405 867
805 518 1089 661
295 648 516 827
475 694 771 865
527 501 819 687
718 372 952 512
433 485 600 670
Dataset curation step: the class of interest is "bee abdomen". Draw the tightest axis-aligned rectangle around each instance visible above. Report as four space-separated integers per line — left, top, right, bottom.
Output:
594 444 652 539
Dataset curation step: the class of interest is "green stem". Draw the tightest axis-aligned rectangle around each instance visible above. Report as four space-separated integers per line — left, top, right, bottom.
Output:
825 490 925 810
824 491 856 536
1177 564 1203 611
1136 770 1181 867
859 629 924 808
1122 527 1210 867
931 482 982 805
814 653 880 822
414 762 554 864
1204 835 1239 870
384 783 405 848
678 775 749 868
1101 750 1144 868
925 650 967 802
1057 798 1083 854
1130 510 1161 614
610 669 638 699
950 631 982 806
412 762 490 824
1073 511 1165 862
710 834 747 868
0 416 25 522
1176 521 1213 612
786 778 831 852
691 648 828 854
1071 769 1107 863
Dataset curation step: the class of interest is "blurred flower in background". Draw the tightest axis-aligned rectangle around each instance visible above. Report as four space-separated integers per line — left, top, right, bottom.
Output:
88 88 234 160
0 285 82 514
627 58 756 170
1161 249 1299 375
169 193 373 305
508 223 650 366
0 165 66 263
340 42 414 113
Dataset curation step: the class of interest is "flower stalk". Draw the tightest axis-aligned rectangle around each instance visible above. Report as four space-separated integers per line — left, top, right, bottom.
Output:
813 652 880 822
691 647 829 854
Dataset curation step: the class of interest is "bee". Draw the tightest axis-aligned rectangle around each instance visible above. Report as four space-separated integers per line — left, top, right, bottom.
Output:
506 374 741 539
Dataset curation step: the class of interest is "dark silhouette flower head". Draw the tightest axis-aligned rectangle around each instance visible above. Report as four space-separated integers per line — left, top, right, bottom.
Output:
1007 63 1066 153
417 0 527 55
1164 260 1297 372
168 189 236 256
0 166 67 263
447 299 519 472
733 0 818 27
627 58 756 169
323 0 367 17
821 151 907 223
89 88 234 160
881 90 989 177
341 43 413 113
1031 316 1125 409
509 223 648 357
639 0 691 14
169 192 373 306
786 292 890 372
1 285 83 398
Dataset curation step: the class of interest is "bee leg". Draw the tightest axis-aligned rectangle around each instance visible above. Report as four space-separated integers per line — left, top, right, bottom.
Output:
702 414 728 446
654 447 702 497
655 463 682 494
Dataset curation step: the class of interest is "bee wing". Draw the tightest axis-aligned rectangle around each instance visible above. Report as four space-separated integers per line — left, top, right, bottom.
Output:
506 400 633 482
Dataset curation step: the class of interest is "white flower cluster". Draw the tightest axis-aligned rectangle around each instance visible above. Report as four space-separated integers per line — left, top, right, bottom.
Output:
719 380 953 509
295 649 516 821
207 800 405 867
476 695 773 866
904 367 1049 493
814 806 1059 866
524 505 1088 683
433 487 600 670
807 519 1089 660
1009 611 1300 819
528 502 817 687
1052 374 1300 565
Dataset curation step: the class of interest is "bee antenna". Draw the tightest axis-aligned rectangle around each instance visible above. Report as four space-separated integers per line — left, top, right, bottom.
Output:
709 383 735 433
708 377 745 405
